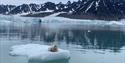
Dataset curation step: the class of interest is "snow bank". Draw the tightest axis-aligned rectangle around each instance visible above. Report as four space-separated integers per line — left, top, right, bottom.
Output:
10 44 70 61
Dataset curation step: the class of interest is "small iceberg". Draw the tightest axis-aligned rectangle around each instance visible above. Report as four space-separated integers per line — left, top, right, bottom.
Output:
9 44 70 61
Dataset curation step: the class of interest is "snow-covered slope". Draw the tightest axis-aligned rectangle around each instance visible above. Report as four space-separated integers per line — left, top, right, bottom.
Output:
1 0 125 18
74 0 125 15
0 5 16 14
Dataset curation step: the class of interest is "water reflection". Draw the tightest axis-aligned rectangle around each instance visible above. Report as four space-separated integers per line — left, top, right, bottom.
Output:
28 59 69 63
39 29 125 52
0 20 125 53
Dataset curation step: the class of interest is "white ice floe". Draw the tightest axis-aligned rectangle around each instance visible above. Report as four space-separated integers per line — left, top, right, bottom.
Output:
10 44 70 61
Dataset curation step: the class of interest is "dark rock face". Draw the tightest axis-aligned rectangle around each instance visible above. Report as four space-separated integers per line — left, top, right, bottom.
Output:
44 2 56 10
1 0 125 20
58 0 125 20
0 5 16 14
74 0 125 16
9 4 30 14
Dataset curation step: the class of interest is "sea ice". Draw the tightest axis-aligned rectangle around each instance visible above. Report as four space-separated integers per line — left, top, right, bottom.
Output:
9 44 70 61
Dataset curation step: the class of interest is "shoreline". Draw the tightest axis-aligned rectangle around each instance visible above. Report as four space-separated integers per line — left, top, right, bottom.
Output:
21 12 55 17
1 12 125 21
20 12 125 21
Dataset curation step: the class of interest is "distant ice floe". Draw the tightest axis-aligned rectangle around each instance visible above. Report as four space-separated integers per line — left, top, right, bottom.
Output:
9 44 70 61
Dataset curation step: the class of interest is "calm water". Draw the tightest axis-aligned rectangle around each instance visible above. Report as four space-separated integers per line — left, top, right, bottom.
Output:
0 17 125 63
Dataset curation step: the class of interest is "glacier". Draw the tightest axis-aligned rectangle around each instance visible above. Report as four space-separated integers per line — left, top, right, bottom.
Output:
0 14 125 31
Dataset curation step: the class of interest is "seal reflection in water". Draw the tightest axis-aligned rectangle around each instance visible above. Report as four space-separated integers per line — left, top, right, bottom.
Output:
28 59 69 63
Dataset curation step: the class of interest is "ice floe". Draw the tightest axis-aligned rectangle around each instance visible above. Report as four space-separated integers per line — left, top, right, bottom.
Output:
10 44 70 61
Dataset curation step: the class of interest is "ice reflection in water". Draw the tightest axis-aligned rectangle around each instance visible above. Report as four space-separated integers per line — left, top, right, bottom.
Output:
0 16 125 63
0 18 125 52
28 59 69 63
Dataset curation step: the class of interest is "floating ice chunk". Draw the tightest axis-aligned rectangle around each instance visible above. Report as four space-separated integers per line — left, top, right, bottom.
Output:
87 30 91 32
9 44 70 61
107 21 124 25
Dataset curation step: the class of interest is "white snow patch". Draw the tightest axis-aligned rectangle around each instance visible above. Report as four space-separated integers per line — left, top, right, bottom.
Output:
43 12 66 18
95 0 100 10
16 9 54 16
56 6 59 10
64 6 67 8
10 44 70 61
85 1 94 13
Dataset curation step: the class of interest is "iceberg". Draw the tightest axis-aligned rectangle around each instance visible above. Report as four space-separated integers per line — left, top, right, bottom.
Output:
9 44 70 61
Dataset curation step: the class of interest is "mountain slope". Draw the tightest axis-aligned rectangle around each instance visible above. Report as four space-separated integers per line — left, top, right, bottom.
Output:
1 0 125 20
